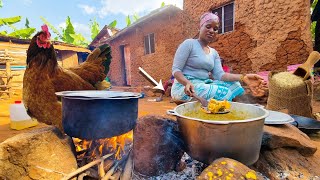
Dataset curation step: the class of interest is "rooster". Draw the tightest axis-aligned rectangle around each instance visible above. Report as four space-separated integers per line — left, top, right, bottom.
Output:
23 25 112 131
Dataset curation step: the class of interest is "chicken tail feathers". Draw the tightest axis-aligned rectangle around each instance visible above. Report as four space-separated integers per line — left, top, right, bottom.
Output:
86 44 112 75
99 44 112 75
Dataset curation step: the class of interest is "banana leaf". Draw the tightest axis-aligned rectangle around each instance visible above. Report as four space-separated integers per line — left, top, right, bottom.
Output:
90 18 100 40
108 20 117 28
63 16 76 44
0 16 21 26
0 30 7 35
8 28 36 38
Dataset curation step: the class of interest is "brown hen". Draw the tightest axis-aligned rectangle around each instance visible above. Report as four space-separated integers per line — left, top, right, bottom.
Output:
22 25 112 130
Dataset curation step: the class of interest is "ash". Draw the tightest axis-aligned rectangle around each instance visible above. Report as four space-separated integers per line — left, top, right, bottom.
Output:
132 153 270 180
132 153 205 180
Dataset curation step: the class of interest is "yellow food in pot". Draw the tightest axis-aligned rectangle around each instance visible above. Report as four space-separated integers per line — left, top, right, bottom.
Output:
207 99 231 113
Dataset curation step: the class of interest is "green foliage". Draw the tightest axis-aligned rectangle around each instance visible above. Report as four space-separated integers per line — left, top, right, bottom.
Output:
108 20 117 28
0 30 7 35
311 21 316 40
25 18 30 28
126 15 131 27
63 16 76 44
0 16 21 26
89 18 100 40
40 16 63 40
0 0 2 8
133 13 139 22
312 0 318 9
311 0 318 41
7 28 36 38
161 2 165 7
70 33 89 46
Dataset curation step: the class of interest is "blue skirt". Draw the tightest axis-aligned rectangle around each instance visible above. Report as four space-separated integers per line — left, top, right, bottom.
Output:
171 75 244 101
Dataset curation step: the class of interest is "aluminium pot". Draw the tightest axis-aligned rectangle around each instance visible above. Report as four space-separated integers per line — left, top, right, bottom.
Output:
167 101 269 165
56 91 141 140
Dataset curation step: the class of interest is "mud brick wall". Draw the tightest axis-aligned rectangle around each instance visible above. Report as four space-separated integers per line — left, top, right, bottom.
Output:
108 10 186 87
184 0 313 73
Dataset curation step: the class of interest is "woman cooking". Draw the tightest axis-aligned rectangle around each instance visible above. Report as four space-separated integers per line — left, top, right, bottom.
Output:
171 12 268 102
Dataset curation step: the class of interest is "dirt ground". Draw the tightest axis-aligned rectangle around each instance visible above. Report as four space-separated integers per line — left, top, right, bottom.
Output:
1 88 319 143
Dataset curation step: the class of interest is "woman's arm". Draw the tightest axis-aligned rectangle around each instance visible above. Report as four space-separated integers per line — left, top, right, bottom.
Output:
172 40 194 96
220 73 243 82
174 71 194 96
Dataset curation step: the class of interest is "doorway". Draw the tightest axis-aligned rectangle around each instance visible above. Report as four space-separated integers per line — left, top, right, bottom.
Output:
120 45 131 86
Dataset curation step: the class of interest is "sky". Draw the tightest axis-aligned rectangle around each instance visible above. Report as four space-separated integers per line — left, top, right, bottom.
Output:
0 0 183 41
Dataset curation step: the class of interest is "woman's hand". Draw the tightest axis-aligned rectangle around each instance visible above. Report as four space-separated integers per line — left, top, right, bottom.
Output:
184 82 195 96
243 74 268 97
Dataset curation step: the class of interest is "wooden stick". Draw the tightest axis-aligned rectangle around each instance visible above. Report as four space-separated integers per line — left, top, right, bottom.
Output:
102 162 118 180
112 170 122 180
104 159 114 172
120 151 133 180
61 153 113 180
99 159 106 178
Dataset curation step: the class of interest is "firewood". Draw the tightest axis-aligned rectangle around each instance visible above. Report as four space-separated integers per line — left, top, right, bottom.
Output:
112 170 122 180
99 159 106 178
104 159 114 172
77 171 88 180
62 153 113 180
86 168 99 179
120 152 133 180
102 163 117 180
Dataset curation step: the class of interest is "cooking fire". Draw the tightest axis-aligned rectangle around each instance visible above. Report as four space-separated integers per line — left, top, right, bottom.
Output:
66 131 133 180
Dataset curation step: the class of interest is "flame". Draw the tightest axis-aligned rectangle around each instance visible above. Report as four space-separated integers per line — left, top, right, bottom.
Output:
73 130 133 160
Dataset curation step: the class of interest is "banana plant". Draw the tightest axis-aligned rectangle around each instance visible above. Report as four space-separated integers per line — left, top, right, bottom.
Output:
62 16 76 44
126 15 131 27
0 16 21 26
90 18 100 40
108 20 117 28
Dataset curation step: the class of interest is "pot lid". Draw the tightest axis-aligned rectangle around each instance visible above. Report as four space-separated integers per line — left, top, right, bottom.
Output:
55 90 141 99
264 110 295 125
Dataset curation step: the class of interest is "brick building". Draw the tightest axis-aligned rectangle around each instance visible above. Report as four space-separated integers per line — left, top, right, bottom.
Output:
184 0 313 73
102 5 185 87
97 1 313 87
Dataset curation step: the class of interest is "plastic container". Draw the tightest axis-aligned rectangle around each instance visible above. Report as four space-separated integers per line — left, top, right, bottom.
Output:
10 101 38 130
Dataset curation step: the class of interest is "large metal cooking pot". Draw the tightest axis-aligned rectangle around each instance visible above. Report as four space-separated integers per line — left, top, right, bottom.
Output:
168 101 269 165
56 91 141 140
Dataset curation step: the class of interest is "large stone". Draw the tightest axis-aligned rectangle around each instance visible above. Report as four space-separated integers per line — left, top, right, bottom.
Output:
253 141 320 179
198 158 263 180
133 115 185 176
0 126 77 180
261 124 317 156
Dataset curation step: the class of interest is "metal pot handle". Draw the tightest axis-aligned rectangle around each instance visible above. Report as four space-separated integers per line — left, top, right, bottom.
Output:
167 110 178 116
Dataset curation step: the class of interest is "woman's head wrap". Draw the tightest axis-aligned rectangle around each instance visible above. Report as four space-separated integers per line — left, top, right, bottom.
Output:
200 12 219 27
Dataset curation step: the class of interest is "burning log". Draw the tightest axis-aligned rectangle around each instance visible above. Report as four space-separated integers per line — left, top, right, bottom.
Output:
133 115 185 176
62 153 113 180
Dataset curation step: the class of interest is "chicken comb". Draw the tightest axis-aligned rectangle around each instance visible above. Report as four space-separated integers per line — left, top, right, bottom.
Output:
41 24 51 38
